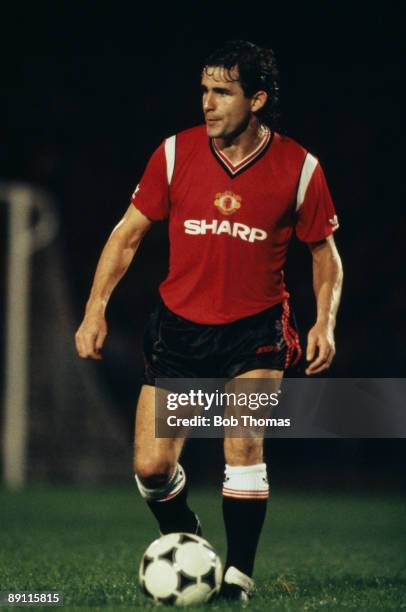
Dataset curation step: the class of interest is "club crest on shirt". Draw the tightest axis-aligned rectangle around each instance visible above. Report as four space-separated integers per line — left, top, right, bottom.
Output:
214 191 242 215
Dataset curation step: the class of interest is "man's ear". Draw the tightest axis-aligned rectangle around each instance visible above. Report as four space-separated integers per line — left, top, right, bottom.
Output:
251 90 268 113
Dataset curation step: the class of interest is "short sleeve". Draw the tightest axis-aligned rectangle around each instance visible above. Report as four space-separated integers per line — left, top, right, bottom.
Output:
131 141 170 221
295 153 339 243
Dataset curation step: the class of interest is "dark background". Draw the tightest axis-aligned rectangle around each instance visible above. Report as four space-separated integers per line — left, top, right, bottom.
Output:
1 3 404 486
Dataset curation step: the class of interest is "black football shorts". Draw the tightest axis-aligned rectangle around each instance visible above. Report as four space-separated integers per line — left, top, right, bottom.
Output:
141 298 302 385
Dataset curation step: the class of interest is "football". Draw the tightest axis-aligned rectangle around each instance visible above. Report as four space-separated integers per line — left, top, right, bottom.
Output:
139 532 223 605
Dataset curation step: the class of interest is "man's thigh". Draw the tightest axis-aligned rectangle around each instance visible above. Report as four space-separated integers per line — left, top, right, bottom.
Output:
224 369 283 465
134 384 185 475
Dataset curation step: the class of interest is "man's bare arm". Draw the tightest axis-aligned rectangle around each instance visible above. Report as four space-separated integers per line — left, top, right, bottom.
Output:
306 235 343 375
75 205 152 359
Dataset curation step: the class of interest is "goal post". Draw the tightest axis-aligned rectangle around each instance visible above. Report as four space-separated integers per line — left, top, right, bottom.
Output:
1 182 131 489
1 183 59 488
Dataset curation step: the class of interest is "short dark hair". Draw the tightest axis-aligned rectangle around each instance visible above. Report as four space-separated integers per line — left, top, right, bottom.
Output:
203 40 280 128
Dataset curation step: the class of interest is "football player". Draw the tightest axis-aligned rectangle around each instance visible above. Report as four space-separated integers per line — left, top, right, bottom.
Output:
75 40 343 601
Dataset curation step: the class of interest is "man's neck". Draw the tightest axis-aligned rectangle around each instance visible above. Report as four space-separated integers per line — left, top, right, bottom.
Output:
214 119 268 165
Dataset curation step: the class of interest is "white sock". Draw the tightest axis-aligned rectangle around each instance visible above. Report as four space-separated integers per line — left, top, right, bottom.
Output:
222 463 269 499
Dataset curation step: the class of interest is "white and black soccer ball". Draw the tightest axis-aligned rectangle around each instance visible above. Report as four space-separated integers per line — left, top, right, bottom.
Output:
139 532 222 605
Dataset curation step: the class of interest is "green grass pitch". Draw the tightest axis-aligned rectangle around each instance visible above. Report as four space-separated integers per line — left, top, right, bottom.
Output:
0 486 405 611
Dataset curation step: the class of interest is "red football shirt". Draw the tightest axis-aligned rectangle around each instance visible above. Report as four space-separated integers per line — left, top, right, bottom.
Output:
131 125 338 324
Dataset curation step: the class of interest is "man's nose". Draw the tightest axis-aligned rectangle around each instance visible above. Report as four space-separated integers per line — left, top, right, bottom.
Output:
203 92 215 111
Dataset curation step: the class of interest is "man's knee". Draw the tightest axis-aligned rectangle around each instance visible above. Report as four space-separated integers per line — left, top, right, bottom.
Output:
134 457 175 489
135 461 186 502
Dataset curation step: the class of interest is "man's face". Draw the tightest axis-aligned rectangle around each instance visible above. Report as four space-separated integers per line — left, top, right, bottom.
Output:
201 66 253 139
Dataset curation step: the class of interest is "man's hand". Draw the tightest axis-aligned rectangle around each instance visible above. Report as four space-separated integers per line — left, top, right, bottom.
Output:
75 313 108 360
305 321 335 375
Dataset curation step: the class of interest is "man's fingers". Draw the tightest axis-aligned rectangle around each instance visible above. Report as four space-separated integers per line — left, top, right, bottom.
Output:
307 361 331 374
306 334 316 361
75 330 90 357
306 345 335 375
306 339 328 372
75 329 104 360
95 328 107 351
306 334 326 367
92 331 106 360
75 331 82 354
326 348 335 367
81 332 97 357
306 361 328 375
305 324 336 375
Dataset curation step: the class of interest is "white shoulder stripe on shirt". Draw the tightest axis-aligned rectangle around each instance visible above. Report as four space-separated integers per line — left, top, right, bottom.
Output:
296 153 318 211
164 135 176 185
